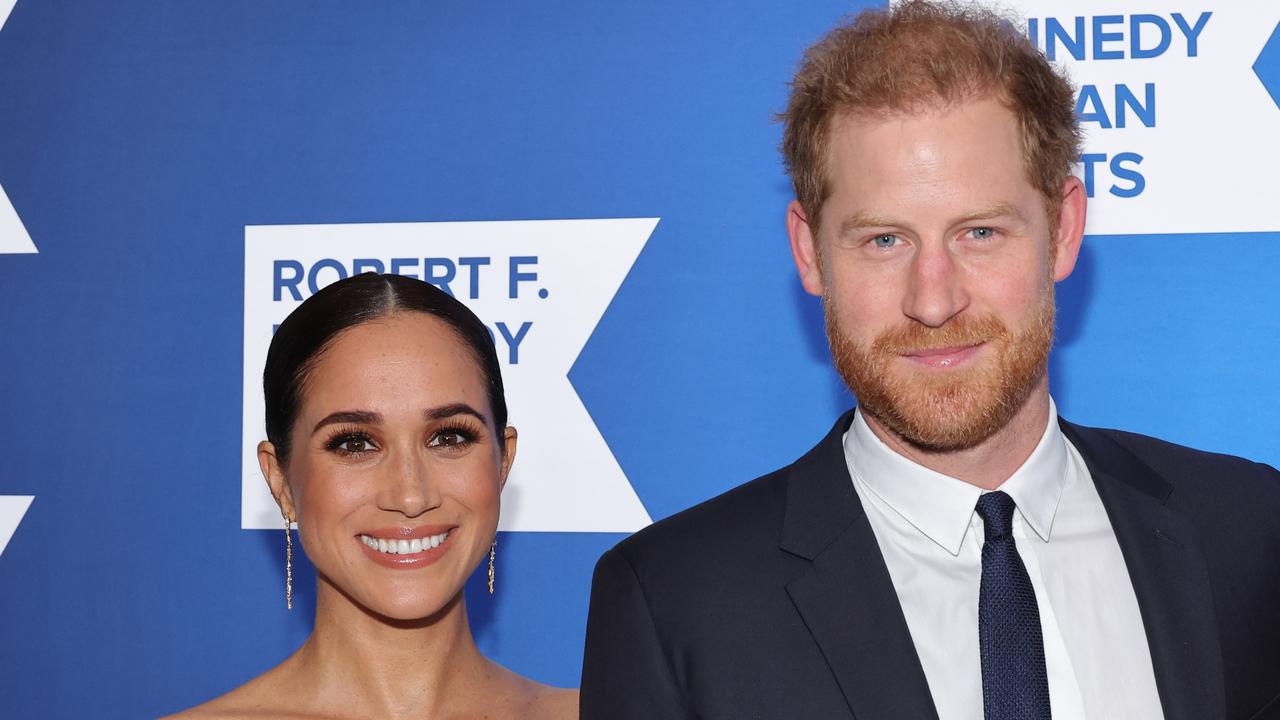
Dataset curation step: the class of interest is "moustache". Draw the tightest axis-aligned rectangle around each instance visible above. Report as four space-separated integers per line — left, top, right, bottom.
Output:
871 315 1009 356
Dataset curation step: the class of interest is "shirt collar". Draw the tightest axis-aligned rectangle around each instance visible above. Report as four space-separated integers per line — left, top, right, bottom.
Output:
843 398 1070 555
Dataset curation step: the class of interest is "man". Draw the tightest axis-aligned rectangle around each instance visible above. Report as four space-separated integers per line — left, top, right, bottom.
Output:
579 3 1280 720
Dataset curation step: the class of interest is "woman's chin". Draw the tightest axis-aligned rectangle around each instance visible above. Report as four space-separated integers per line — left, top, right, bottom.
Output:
359 588 464 625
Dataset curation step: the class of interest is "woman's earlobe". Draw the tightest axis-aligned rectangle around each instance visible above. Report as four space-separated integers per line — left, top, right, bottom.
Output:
499 426 518 489
257 440 296 520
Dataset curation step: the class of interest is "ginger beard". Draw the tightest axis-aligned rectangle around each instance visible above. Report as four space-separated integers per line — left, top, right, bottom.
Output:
825 287 1056 452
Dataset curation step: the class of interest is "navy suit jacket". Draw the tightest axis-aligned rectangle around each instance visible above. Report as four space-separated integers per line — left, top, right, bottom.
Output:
580 411 1280 719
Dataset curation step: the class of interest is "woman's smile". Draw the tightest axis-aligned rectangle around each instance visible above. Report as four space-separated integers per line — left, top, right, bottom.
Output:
356 525 456 568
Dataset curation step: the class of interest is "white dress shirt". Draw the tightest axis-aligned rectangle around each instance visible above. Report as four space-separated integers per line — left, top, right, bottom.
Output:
843 400 1165 720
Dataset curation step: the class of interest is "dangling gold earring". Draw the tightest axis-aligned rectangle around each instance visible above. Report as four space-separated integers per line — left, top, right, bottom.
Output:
285 515 294 611
487 537 497 595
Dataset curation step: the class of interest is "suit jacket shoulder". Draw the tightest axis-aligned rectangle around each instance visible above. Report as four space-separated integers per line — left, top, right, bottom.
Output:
609 408 864 603
1063 421 1280 543
1089 424 1279 494
612 462 791 576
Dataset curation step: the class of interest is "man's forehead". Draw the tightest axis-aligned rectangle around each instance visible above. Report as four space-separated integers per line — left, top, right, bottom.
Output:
821 96 1029 201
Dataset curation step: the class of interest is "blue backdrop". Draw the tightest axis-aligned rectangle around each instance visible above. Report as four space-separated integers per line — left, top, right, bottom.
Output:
1 2 1277 717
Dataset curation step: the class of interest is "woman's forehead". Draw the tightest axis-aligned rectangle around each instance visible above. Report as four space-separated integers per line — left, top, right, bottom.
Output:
300 314 488 420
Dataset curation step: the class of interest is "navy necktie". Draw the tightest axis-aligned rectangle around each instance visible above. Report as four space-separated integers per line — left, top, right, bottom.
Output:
975 491 1051 720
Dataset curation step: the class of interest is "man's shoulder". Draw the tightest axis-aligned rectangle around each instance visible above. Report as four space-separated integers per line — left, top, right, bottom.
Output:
584 463 799 620
595 412 858 614
613 463 794 566
1066 420 1280 506
611 411 857 572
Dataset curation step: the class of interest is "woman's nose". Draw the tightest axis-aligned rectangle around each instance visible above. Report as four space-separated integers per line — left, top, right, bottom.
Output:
378 451 443 518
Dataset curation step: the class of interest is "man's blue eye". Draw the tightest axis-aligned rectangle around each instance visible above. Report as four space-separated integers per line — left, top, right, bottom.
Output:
872 234 897 248
971 227 994 240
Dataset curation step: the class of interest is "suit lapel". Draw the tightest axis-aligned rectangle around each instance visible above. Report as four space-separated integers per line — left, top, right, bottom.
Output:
1061 421 1226 720
781 412 939 720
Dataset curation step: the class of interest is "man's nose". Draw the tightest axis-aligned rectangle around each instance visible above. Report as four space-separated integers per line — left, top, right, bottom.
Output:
902 241 970 328
378 450 443 518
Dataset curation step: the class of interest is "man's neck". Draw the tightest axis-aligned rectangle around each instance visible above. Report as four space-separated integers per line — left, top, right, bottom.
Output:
862 378 1052 491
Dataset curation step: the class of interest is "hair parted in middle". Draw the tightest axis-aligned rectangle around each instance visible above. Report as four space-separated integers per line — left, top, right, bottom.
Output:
780 0 1082 233
262 272 508 465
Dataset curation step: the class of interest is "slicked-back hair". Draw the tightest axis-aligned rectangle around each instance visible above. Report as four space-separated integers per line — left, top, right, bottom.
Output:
263 273 507 464
780 0 1081 232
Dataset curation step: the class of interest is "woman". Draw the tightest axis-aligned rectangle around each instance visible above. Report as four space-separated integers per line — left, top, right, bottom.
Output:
169 273 577 719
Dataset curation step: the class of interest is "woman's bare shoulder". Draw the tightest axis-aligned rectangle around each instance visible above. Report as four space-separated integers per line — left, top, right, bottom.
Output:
527 685 579 720
474 659 577 720
158 669 303 720
508 674 578 720
160 697 270 720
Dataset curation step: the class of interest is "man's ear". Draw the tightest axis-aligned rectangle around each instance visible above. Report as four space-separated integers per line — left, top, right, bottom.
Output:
787 200 825 296
1051 176 1087 282
258 440 296 522
498 426 518 491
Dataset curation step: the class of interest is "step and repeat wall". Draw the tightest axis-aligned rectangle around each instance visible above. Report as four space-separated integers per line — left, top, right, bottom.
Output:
1 1 1277 716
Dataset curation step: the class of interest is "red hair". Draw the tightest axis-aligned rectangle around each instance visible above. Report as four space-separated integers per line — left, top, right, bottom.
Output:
780 0 1081 230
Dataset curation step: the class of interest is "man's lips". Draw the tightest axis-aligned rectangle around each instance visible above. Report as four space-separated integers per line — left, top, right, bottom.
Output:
900 342 985 368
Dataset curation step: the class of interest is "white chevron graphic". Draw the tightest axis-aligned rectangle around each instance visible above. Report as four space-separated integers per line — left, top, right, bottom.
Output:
0 496 34 557
243 218 658 532
0 0 37 255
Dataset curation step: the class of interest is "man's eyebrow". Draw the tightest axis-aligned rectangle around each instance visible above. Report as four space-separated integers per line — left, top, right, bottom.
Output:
838 211 902 236
424 403 489 424
313 410 382 434
837 203 1028 236
959 202 1027 224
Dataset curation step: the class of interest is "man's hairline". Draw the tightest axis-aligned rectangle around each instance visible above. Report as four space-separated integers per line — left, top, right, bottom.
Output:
804 90 1069 243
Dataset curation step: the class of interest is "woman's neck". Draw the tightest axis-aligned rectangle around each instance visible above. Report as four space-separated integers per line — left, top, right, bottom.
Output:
284 578 496 719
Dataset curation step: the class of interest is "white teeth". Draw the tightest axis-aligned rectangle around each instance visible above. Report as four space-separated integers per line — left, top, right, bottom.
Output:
359 531 450 556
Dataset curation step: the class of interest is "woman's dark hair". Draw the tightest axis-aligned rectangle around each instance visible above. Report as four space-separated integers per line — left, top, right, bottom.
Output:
263 273 507 463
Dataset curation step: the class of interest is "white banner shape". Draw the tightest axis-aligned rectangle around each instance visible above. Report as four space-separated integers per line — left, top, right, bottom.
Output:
0 495 34 557
0 184 36 254
0 1 37 255
242 218 657 532
1005 2 1280 235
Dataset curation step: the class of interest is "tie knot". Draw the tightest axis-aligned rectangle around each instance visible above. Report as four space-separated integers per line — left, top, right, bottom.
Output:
975 490 1017 540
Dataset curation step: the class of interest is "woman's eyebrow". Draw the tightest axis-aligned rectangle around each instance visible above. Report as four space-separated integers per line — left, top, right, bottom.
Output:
312 410 382 434
310 405 488 434
424 403 488 423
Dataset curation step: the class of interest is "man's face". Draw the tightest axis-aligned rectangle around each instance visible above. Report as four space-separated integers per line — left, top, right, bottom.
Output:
788 96 1083 451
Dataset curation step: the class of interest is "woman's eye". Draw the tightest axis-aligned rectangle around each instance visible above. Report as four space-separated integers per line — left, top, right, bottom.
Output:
340 438 370 453
871 234 899 249
326 432 377 456
969 226 995 240
429 429 473 449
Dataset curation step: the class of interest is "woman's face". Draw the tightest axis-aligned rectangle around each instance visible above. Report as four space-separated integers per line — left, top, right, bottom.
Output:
265 312 515 621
